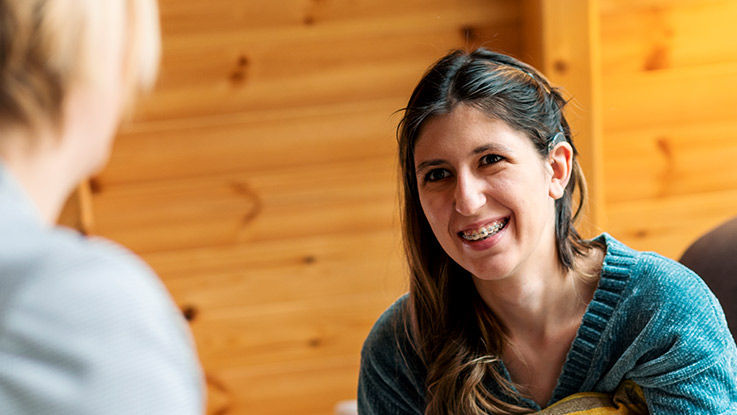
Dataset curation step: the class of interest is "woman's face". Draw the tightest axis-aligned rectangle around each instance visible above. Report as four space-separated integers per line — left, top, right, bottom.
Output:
413 104 560 282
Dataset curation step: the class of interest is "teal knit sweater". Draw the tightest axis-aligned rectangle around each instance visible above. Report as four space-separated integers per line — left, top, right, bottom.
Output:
358 234 737 413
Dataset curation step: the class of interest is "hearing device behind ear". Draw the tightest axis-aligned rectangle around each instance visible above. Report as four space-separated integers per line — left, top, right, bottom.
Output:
546 131 566 153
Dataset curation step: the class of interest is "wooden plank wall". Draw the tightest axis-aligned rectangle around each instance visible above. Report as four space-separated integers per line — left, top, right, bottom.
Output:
59 1 737 412
522 0 605 237
600 0 737 259
90 1 524 414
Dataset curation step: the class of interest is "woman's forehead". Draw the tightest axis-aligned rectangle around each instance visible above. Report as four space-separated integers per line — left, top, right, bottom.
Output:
414 105 529 162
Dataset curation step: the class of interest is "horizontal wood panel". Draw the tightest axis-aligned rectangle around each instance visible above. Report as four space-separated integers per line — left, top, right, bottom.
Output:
159 0 519 37
600 0 737 75
599 0 726 14
190 293 401 371
138 59 417 123
108 100 399 186
93 156 397 253
606 189 737 259
132 2 521 123
149 231 405 414
603 121 737 203
600 0 737 263
156 23 519 88
209 354 363 415
601 63 737 133
147 230 405 306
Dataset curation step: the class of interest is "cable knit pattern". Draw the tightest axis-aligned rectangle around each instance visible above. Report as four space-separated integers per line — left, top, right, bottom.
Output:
358 234 737 414
552 235 637 400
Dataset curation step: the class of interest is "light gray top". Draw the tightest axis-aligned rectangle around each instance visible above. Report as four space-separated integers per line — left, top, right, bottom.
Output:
0 163 204 414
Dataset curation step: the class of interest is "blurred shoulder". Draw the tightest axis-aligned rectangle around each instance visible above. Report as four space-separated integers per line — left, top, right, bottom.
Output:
0 226 169 311
0 227 204 413
0 226 192 348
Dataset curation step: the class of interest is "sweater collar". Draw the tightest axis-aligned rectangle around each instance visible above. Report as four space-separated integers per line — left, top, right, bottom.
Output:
550 233 638 403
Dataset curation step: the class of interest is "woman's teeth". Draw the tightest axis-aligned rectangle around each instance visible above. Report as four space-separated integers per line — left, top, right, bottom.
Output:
460 218 508 241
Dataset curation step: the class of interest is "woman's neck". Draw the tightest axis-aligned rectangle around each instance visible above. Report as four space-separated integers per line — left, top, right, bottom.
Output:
473 247 602 344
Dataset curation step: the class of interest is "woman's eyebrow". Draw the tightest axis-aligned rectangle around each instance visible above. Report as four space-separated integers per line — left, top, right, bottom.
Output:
415 143 512 172
471 143 510 155
415 159 445 173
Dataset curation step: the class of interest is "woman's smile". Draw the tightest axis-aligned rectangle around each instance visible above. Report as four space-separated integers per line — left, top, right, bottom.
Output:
456 216 510 252
458 216 509 241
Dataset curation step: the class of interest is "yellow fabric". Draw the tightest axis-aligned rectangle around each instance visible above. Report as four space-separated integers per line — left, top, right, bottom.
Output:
534 381 648 415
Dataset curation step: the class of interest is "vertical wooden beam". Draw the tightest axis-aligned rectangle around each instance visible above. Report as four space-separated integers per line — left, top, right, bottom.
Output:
523 0 605 237
57 180 95 235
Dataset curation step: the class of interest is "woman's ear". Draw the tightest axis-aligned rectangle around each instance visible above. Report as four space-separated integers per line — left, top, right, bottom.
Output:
548 142 573 200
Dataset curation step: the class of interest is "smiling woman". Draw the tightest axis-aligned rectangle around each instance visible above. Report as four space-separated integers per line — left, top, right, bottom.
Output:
414 108 571 284
357 49 737 414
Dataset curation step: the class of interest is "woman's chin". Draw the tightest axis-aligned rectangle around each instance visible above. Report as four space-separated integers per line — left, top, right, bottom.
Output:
468 263 515 282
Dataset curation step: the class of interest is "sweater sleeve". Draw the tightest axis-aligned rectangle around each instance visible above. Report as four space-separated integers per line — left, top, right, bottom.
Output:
625 253 737 414
357 296 425 415
642 353 737 414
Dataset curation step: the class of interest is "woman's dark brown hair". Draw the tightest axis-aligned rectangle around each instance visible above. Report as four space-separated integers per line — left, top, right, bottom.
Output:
397 48 599 414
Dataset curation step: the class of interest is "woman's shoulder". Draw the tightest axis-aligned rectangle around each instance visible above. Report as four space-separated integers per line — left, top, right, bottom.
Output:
597 233 715 309
359 294 426 413
591 233 732 357
596 233 733 355
360 295 424 375
362 294 412 359
592 234 737 392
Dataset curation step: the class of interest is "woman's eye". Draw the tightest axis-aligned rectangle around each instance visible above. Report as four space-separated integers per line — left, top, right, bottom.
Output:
424 168 450 183
479 154 503 166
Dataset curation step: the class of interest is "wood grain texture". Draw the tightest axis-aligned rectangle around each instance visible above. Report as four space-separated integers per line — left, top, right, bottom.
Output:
131 0 522 123
600 0 737 75
93 156 397 253
599 0 737 258
606 189 737 259
603 121 737 204
602 63 737 133
523 0 605 235
57 182 95 234
90 1 525 413
106 99 400 186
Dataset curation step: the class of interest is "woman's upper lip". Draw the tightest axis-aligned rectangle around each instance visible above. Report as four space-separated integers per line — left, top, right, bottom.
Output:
456 216 510 234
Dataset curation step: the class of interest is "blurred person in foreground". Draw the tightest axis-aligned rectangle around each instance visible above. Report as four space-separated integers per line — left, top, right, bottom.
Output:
0 0 203 413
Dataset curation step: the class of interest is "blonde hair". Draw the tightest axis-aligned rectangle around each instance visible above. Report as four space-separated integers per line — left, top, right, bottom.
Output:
0 0 160 135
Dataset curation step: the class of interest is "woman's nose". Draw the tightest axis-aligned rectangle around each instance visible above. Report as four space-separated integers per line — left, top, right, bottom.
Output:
454 172 486 216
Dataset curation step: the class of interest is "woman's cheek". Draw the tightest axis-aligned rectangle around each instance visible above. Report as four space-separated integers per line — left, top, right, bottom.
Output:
420 195 447 234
